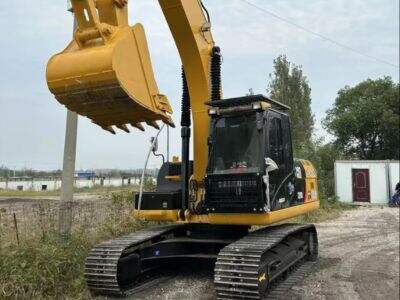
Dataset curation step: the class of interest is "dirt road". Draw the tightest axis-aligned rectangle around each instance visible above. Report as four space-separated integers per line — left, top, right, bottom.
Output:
292 206 399 300
132 206 399 300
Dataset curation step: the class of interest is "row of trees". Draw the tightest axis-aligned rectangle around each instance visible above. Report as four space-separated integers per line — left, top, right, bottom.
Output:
0 166 62 178
0 166 160 179
267 55 399 196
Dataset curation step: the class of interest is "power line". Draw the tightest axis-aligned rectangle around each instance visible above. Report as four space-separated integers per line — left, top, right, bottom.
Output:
238 0 399 69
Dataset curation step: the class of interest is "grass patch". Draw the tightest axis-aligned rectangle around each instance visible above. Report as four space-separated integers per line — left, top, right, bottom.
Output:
0 189 60 197
0 184 138 197
0 234 91 299
74 185 139 195
0 190 160 299
294 196 356 223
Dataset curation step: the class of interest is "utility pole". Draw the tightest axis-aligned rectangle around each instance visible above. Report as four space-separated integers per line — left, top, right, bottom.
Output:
59 1 78 243
166 125 170 162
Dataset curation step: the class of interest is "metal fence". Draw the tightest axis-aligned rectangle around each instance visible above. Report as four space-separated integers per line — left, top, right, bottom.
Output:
0 198 133 248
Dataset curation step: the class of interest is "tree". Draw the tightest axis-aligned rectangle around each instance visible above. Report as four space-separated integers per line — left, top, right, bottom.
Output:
323 76 399 160
313 142 342 196
267 55 315 154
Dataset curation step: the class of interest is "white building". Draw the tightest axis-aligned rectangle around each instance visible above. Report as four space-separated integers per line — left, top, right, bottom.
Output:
334 160 399 204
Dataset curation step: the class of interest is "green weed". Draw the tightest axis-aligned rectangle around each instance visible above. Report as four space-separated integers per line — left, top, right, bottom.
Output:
0 192 153 299
295 195 356 223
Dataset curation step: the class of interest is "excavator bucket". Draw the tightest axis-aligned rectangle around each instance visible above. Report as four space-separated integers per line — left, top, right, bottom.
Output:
46 0 174 133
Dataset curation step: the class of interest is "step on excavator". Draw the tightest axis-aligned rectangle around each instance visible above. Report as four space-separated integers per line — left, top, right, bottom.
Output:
47 1 320 298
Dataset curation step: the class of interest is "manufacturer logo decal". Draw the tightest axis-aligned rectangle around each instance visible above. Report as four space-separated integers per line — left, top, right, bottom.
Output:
258 273 267 282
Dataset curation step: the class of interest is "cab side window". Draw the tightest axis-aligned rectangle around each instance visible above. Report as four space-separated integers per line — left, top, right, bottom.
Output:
268 116 284 169
282 115 294 172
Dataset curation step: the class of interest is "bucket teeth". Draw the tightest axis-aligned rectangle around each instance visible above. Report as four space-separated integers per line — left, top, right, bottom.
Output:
130 123 145 132
164 117 176 128
146 121 160 130
117 124 130 133
102 126 116 135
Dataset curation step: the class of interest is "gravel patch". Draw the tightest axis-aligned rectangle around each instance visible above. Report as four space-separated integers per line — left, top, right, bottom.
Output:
127 206 400 300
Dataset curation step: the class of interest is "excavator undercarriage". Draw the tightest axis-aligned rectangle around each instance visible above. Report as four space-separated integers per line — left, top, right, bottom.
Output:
85 224 317 299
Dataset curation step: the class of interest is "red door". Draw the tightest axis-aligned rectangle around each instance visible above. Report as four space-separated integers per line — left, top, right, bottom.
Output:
352 169 370 202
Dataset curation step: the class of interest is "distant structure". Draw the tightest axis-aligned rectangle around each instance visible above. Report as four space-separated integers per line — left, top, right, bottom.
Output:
75 171 95 180
335 160 399 204
0 169 159 191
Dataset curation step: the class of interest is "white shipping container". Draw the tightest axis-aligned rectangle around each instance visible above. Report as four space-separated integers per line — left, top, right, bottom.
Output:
335 160 399 204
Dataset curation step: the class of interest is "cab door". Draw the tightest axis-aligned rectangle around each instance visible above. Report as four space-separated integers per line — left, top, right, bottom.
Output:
266 111 294 210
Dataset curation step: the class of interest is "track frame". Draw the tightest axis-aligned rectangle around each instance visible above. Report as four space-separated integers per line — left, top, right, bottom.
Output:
85 223 317 298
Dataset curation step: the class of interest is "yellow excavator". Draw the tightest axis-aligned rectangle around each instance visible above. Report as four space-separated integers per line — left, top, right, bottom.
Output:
47 0 320 298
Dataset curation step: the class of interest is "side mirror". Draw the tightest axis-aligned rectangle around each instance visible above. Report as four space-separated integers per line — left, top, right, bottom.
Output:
265 157 278 173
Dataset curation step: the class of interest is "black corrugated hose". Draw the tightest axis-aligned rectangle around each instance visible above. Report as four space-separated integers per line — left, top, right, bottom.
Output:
181 66 191 213
211 46 222 102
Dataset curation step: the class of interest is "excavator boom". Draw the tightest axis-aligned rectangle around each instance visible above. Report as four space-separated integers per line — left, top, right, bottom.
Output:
159 0 215 181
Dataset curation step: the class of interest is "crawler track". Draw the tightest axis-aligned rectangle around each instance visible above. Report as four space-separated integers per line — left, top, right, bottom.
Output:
85 224 184 297
267 261 313 300
214 224 317 299
85 223 317 298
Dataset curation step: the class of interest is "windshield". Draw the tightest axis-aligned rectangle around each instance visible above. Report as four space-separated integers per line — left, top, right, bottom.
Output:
210 114 261 174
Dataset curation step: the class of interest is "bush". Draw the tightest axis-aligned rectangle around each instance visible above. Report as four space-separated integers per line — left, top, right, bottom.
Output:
0 192 154 299
295 194 355 224
0 234 91 299
142 176 156 192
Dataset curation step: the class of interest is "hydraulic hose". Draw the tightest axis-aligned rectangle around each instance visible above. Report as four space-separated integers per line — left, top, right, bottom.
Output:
181 66 191 127
211 46 222 102
137 124 165 212
181 66 191 212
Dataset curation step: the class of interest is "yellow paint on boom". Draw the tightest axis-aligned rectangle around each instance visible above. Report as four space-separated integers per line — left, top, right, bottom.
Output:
46 0 174 133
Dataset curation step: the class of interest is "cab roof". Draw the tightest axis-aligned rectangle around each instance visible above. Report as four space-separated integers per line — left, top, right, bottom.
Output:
206 94 290 111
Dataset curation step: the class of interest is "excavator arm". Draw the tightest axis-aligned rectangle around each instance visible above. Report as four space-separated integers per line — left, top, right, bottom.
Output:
47 0 215 182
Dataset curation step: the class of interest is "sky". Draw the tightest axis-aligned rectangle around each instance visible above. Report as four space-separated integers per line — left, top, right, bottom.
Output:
0 0 398 171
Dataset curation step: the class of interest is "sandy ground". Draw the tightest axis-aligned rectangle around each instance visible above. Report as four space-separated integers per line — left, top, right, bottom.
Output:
292 206 400 300
131 206 399 300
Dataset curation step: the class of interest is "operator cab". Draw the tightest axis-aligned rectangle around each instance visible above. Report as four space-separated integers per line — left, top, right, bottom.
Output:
204 95 305 213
